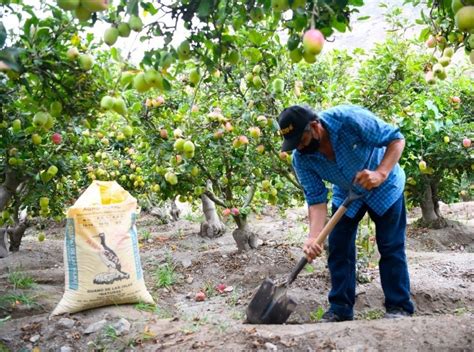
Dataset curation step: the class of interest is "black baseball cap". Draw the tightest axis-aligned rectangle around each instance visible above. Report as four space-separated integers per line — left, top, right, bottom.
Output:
278 105 318 151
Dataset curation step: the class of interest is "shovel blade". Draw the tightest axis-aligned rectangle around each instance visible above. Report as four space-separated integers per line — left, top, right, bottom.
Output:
246 278 298 324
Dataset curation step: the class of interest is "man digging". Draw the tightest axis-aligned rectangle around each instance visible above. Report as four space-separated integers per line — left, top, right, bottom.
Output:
278 105 415 322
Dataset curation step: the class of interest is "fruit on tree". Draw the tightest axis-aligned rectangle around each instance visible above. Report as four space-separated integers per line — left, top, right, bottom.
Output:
256 144 265 154
117 22 131 37
78 54 94 70
189 69 200 86
12 119 21 133
39 197 49 208
425 71 436 84
438 56 450 67
444 136 450 143
122 125 133 138
418 160 427 171
47 165 58 176
271 0 289 13
222 208 231 216
455 6 474 32
165 171 178 185
249 127 261 139
183 141 195 153
50 101 62 117
272 78 285 94
51 133 62 144
177 40 191 60
425 35 436 48
173 128 183 138
66 47 80 59
133 73 151 93
104 27 119 46
33 112 49 128
302 50 317 63
463 138 472 148
32 133 42 145
100 95 115 110
81 0 109 12
252 75 263 88
75 6 91 21
57 0 80 10
113 98 127 116
289 48 303 63
230 208 240 216
144 69 163 88
174 138 186 151
256 115 267 127
451 96 461 104
302 29 324 55
160 129 168 139
129 15 143 32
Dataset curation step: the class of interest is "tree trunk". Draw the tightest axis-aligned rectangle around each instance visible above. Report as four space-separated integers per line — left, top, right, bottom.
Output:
0 170 22 212
0 228 8 258
232 215 258 251
419 182 447 229
170 199 180 221
7 221 28 252
199 194 225 238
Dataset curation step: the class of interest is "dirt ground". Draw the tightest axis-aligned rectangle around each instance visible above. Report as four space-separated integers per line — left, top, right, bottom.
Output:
0 202 473 351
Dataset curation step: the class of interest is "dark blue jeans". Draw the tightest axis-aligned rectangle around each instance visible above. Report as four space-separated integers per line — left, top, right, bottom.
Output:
327 194 414 319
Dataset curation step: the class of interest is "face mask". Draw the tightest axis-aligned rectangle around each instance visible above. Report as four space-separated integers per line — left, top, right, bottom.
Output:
298 137 320 154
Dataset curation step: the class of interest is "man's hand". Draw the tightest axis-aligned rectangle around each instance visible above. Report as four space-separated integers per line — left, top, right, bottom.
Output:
354 169 386 190
303 236 324 263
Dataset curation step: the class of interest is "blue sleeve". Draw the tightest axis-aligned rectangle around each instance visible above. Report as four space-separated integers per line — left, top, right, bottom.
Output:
292 152 328 206
340 105 404 147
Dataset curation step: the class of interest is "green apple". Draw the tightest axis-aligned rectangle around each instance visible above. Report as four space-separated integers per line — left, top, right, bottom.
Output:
438 56 450 67
57 0 80 10
12 119 22 133
100 95 115 110
32 134 42 145
189 69 200 86
252 75 263 88
165 171 178 185
78 54 94 70
177 40 191 60
190 166 199 177
33 112 48 127
81 0 109 12
66 47 80 60
113 97 127 116
302 50 316 63
47 165 58 176
444 136 450 143
272 78 285 94
120 71 134 88
455 6 474 32
44 113 55 130
117 22 131 37
50 101 63 117
271 0 289 12
133 73 151 93
40 197 50 208
104 27 119 46
122 125 133 137
418 160 427 171
129 15 143 32
183 140 195 153
75 6 91 21
144 69 163 89
174 138 186 151
225 50 240 65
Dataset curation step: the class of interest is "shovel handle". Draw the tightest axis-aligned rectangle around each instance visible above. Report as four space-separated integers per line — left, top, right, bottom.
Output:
286 203 350 286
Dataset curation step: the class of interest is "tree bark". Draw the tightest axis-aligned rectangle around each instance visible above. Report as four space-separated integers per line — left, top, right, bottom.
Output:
419 182 447 229
0 170 22 212
232 215 258 251
199 193 225 238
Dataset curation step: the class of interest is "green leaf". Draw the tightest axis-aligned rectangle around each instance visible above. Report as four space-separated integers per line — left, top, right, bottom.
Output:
248 30 265 46
349 0 364 6
197 0 212 19
127 0 140 16
357 16 370 21
0 22 6 48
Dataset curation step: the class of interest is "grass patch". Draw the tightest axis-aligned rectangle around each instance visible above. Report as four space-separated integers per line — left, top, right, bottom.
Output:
304 264 315 273
360 309 384 320
154 262 176 289
309 306 325 322
0 293 37 309
140 230 152 242
7 270 36 289
183 212 204 223
134 301 156 313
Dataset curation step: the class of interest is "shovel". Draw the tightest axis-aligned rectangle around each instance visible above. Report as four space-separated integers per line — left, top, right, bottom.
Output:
246 185 367 324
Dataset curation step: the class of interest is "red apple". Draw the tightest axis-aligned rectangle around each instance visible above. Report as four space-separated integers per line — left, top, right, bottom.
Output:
463 138 471 148
222 208 231 216
302 29 325 55
230 208 240 216
160 129 168 139
51 132 62 144
451 96 461 104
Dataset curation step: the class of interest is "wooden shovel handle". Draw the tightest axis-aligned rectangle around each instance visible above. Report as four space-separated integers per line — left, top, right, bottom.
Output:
313 204 348 246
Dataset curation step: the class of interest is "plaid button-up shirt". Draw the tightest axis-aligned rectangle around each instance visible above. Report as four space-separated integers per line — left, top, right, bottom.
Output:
292 105 405 218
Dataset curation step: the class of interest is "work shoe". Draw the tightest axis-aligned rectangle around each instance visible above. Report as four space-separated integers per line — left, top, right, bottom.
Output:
320 310 353 323
384 309 412 319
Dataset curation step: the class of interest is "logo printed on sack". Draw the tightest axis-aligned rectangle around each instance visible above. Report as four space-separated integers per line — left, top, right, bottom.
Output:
93 232 130 285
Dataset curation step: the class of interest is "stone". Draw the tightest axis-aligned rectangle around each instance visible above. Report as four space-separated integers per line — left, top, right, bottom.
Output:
29 335 40 343
57 318 76 329
265 342 278 351
181 258 192 268
112 318 131 336
60 346 74 352
186 276 194 284
84 319 107 335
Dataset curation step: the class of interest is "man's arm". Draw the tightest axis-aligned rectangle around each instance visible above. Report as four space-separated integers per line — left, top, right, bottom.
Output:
355 138 405 190
303 203 327 262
